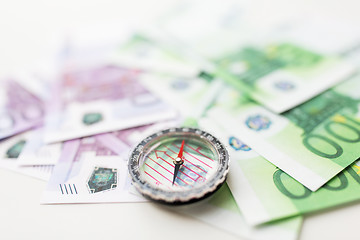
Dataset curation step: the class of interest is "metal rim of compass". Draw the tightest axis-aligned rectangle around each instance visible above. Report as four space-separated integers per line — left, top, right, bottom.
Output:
128 127 230 205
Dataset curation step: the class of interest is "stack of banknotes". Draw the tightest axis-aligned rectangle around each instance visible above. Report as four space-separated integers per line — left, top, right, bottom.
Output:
1 1 360 239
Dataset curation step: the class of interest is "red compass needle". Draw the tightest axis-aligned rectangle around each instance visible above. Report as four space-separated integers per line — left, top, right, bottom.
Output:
178 140 185 159
172 140 185 185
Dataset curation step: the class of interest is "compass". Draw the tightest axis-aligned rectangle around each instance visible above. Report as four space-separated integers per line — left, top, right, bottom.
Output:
128 127 229 204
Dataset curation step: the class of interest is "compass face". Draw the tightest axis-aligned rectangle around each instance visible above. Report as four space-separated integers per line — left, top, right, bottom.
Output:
128 127 229 204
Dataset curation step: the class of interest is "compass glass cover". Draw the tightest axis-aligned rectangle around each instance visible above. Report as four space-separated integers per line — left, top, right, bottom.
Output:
139 134 219 191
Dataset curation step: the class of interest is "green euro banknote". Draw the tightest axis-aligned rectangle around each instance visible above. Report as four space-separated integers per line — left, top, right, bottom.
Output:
199 118 360 226
109 33 200 77
207 76 360 191
178 183 303 240
215 43 355 113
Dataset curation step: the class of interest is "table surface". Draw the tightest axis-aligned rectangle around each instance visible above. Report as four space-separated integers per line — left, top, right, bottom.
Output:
1 0 360 239
2 168 360 240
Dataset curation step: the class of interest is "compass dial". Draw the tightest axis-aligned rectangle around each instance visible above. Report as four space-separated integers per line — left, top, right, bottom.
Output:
128 127 229 204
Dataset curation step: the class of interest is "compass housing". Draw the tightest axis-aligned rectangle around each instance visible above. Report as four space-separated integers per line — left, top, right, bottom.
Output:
128 127 229 204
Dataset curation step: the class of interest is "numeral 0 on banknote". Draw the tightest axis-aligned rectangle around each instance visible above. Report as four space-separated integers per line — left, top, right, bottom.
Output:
273 163 360 199
303 115 360 159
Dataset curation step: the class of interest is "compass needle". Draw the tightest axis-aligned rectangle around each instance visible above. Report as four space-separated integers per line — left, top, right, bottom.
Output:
178 140 185 158
172 164 181 185
172 140 185 185
129 128 229 204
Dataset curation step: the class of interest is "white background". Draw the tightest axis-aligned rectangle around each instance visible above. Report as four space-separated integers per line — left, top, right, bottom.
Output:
1 0 360 239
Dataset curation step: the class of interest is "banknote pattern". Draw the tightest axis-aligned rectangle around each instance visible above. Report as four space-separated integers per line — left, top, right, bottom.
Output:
0 80 44 140
87 167 118 193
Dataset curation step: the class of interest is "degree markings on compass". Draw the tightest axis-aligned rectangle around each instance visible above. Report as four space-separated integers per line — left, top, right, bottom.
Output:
170 143 213 169
147 156 192 185
163 147 208 176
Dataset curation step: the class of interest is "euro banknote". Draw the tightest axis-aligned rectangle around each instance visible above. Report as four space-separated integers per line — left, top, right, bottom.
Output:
179 184 302 240
207 76 360 191
215 43 354 113
0 80 44 140
200 118 360 226
0 132 53 181
43 65 177 143
41 122 177 204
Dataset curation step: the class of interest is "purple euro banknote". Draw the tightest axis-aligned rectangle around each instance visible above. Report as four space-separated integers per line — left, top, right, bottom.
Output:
41 120 177 204
44 65 177 143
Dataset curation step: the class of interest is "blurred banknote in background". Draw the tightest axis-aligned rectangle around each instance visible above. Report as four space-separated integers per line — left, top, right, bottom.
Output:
215 43 355 113
0 80 44 140
43 65 177 143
